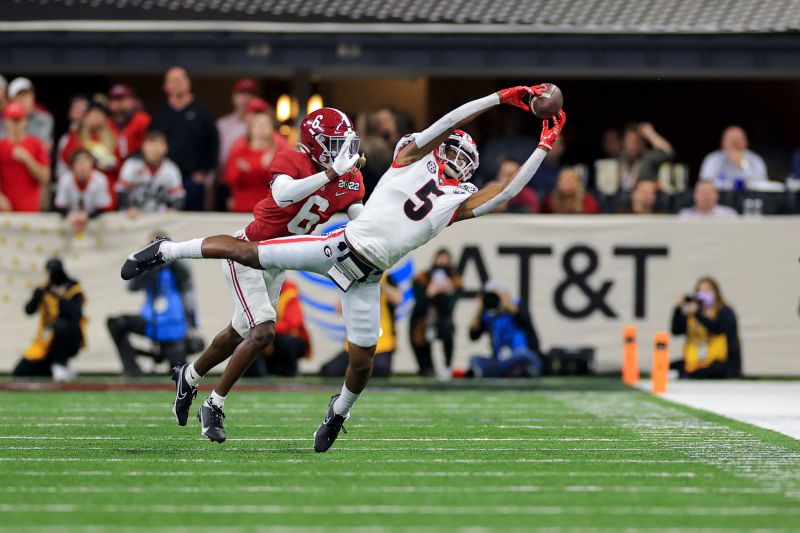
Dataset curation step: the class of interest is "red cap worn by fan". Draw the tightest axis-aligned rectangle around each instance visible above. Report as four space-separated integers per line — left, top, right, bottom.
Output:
233 78 258 95
4 101 26 120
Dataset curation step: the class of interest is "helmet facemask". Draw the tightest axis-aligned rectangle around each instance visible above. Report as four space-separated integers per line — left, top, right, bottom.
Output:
437 134 479 182
312 131 361 168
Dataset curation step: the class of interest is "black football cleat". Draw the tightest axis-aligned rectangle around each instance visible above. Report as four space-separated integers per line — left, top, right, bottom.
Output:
120 236 171 280
198 398 226 443
313 394 349 453
171 363 197 426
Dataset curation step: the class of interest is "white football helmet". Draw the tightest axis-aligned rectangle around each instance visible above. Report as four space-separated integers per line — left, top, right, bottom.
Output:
437 129 479 182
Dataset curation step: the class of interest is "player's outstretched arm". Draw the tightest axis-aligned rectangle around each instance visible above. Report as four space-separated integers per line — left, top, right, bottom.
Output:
393 85 546 167
453 111 566 223
272 132 360 207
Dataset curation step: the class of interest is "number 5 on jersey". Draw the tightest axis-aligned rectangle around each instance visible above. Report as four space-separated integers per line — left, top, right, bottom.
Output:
404 180 444 221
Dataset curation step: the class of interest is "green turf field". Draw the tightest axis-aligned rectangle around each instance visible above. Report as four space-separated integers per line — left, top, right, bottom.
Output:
2 379 799 532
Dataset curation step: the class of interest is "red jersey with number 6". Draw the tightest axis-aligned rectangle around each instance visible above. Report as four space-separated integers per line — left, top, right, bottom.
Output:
245 150 365 242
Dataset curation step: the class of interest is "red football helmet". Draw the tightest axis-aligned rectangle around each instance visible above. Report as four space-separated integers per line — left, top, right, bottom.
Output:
299 107 360 168
436 129 479 182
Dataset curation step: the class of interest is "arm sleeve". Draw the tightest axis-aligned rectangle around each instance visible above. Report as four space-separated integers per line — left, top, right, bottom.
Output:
271 172 330 208
472 148 548 217
347 203 364 220
671 306 687 335
25 288 45 315
414 94 500 148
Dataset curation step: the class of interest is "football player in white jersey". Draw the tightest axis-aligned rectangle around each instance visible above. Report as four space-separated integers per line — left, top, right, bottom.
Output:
121 84 566 452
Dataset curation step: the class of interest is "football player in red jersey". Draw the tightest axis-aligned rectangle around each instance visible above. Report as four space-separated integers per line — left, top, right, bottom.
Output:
166 107 365 442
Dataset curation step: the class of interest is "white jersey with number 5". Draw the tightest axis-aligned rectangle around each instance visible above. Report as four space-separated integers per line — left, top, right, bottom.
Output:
345 139 476 271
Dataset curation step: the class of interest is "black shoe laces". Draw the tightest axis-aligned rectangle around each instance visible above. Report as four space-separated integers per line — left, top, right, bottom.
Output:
209 404 225 427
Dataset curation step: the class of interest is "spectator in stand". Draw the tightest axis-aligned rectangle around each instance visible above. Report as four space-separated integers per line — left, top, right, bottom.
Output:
217 78 258 171
671 276 741 379
7 77 54 149
375 105 415 147
224 108 285 212
117 130 185 214
0 102 51 212
542 167 599 215
55 149 112 234
109 84 151 160
62 98 119 184
14 258 85 381
699 126 767 190
410 248 462 378
356 111 393 200
678 180 738 218
55 95 89 179
792 147 800 180
530 135 565 198
618 179 662 215
619 122 674 191
150 66 219 211
0 74 7 137
489 159 539 214
601 128 623 159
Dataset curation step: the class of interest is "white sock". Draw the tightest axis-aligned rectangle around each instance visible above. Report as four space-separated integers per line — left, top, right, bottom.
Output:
184 363 202 387
160 238 204 261
332 384 359 417
208 390 226 409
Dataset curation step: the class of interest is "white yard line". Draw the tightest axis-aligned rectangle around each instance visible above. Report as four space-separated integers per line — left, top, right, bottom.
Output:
0 484 782 495
639 380 800 440
1 503 797 516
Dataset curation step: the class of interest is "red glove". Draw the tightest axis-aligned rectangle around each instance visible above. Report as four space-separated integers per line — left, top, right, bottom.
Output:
538 110 566 151
497 84 547 111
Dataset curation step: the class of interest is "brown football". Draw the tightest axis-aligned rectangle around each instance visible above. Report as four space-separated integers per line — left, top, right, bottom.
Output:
530 83 563 119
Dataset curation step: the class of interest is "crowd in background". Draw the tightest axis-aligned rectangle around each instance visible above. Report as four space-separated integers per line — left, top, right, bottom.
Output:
2 68 800 223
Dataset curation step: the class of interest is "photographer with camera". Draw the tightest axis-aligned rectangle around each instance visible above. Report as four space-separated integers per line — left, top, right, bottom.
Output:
409 248 462 378
468 281 542 378
13 258 85 381
671 276 741 379
107 232 203 376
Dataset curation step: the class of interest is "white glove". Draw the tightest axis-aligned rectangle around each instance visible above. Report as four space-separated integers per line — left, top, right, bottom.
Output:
331 132 360 176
